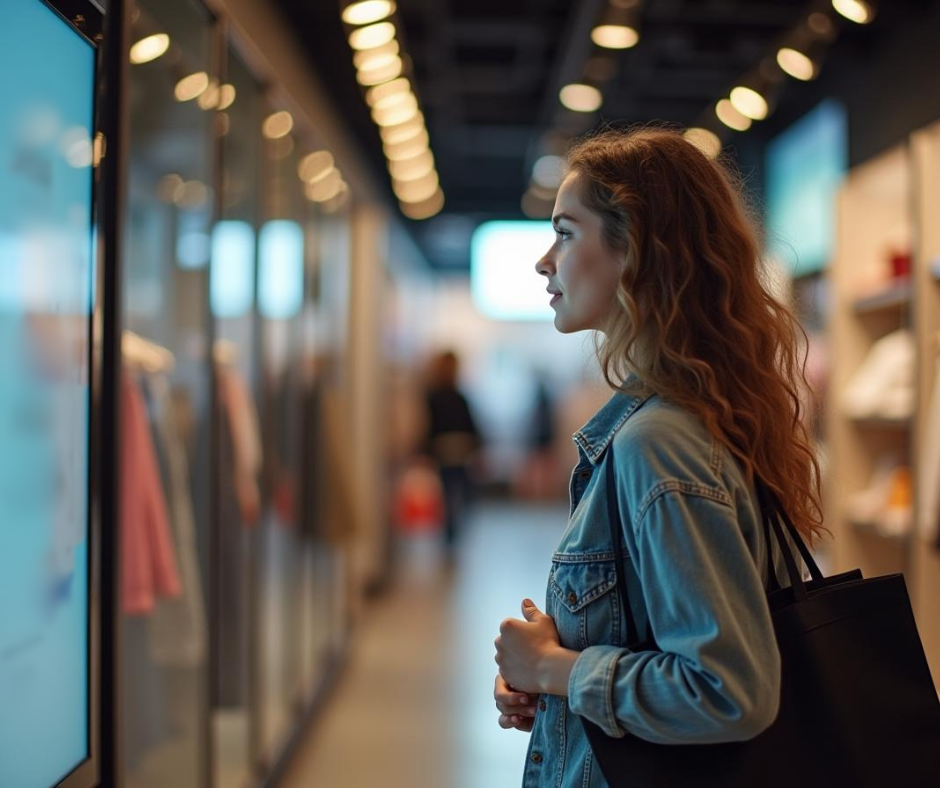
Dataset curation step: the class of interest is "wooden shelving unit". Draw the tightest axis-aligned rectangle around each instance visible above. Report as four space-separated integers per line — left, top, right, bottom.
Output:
911 120 940 694
851 280 912 315
828 143 913 585
828 126 940 695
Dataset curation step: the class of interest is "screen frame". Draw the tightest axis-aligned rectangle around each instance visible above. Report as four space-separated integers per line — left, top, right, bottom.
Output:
26 1 105 787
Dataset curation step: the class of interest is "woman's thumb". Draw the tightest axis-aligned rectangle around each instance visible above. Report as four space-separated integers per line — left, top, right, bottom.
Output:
521 598 542 620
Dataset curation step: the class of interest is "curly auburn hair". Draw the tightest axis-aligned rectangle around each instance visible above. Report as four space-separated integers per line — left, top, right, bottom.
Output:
566 125 827 546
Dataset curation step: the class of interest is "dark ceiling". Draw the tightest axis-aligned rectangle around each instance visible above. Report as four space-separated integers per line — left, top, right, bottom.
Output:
272 0 934 270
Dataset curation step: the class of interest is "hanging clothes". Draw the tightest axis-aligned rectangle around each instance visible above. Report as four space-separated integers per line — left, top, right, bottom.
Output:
121 370 182 615
218 363 262 527
144 372 207 667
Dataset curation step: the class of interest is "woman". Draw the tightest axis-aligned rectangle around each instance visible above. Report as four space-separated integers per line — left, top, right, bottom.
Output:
492 127 825 786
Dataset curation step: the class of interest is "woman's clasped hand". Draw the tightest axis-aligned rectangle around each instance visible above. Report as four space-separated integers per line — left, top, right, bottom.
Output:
493 598 579 732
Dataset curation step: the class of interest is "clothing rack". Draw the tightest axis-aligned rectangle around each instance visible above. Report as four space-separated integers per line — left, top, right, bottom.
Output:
122 330 175 373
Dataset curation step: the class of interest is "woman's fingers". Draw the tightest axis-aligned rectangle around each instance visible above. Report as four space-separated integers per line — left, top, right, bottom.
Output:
494 674 532 707
498 714 535 732
515 717 534 732
496 700 537 717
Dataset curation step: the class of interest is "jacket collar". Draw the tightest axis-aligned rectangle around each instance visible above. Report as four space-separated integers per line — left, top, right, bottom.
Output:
573 374 655 465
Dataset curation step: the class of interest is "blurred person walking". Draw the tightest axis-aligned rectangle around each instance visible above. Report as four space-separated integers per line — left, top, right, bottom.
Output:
423 350 481 555
492 127 825 787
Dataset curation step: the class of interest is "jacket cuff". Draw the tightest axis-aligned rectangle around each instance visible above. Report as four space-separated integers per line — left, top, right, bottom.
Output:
567 645 626 738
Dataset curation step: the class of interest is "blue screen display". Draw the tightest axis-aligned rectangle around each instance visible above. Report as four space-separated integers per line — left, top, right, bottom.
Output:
765 99 848 277
0 2 95 786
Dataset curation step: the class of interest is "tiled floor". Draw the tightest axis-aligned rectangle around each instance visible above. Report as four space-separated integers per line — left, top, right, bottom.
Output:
278 501 569 788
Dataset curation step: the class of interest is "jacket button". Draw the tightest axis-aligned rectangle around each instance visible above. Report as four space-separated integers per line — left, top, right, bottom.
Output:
568 591 578 605
579 470 591 479
539 699 547 711
531 753 543 764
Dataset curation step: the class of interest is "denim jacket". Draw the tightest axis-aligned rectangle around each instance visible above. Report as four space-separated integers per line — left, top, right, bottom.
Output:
522 381 796 787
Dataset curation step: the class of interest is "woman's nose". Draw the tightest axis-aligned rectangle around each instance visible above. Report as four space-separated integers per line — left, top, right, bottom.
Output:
535 250 553 276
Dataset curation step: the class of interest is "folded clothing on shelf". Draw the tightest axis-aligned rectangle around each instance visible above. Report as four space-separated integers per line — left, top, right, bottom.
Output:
845 457 912 538
841 328 914 421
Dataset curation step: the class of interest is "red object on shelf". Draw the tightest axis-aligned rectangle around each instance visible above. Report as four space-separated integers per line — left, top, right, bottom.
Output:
890 250 912 279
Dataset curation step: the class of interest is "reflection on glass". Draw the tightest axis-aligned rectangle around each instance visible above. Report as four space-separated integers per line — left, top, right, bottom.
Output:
259 220 304 319
1 6 94 786
257 125 308 761
211 221 255 317
213 47 263 788
121 1 212 786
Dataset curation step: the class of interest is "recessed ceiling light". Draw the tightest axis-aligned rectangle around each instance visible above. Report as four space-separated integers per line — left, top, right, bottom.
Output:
715 99 751 131
356 57 403 86
400 188 444 220
353 39 400 71
342 0 396 26
394 171 440 203
832 0 874 24
384 133 430 161
729 86 768 120
379 114 425 144
366 77 411 106
682 128 721 159
590 24 639 49
559 83 602 112
389 150 435 182
532 155 564 189
298 151 335 183
263 111 294 139
372 101 419 127
130 33 170 64
174 72 209 102
777 48 816 81
348 21 396 50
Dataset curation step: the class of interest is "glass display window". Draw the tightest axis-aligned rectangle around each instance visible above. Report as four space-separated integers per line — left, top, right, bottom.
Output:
120 1 214 785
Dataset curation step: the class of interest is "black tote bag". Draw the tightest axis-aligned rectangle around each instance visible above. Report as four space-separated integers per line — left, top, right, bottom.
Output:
581 450 940 787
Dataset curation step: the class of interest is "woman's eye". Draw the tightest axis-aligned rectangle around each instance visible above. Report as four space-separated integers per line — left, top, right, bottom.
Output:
554 228 571 241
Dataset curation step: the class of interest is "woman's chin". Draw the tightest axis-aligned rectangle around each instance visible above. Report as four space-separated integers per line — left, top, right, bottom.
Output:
552 313 579 334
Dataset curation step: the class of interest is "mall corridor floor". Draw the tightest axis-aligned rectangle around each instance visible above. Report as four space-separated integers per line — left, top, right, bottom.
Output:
279 501 569 788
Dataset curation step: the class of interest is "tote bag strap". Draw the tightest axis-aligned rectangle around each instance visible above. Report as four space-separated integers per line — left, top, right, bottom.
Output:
604 448 825 648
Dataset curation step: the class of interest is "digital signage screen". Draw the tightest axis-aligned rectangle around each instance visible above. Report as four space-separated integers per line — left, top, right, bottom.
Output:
765 99 848 277
0 2 99 786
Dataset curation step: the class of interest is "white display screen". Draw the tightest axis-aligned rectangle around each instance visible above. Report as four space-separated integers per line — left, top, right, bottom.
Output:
470 221 555 320
0 2 96 785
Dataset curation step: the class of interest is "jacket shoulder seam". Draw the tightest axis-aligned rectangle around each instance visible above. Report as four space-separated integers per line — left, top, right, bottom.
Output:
635 480 732 527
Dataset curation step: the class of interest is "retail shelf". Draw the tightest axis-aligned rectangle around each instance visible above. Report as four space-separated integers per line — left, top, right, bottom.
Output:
851 279 913 315
848 415 912 430
849 518 910 543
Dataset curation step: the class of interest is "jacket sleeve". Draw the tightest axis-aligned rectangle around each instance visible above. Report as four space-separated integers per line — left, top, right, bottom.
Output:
566 489 781 744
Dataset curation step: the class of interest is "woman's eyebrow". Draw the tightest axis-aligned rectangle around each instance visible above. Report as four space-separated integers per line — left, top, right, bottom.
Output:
552 212 578 224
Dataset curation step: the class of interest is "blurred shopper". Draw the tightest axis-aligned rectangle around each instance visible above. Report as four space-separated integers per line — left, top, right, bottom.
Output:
493 128 824 786
514 373 564 500
423 350 481 554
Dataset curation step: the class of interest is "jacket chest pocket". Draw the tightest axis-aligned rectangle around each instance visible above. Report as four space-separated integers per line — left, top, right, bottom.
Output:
548 555 621 651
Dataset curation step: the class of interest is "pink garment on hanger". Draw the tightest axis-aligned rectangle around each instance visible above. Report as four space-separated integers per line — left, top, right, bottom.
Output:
121 371 182 615
218 365 262 526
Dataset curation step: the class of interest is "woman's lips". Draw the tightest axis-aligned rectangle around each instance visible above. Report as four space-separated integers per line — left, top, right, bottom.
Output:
550 293 561 306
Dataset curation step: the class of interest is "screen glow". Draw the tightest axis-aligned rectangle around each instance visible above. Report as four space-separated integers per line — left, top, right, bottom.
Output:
470 221 555 321
259 220 303 319
1 2 95 786
765 99 847 277
211 221 255 317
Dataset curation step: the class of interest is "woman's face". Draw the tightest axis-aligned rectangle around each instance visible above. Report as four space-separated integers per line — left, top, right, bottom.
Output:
535 171 624 334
